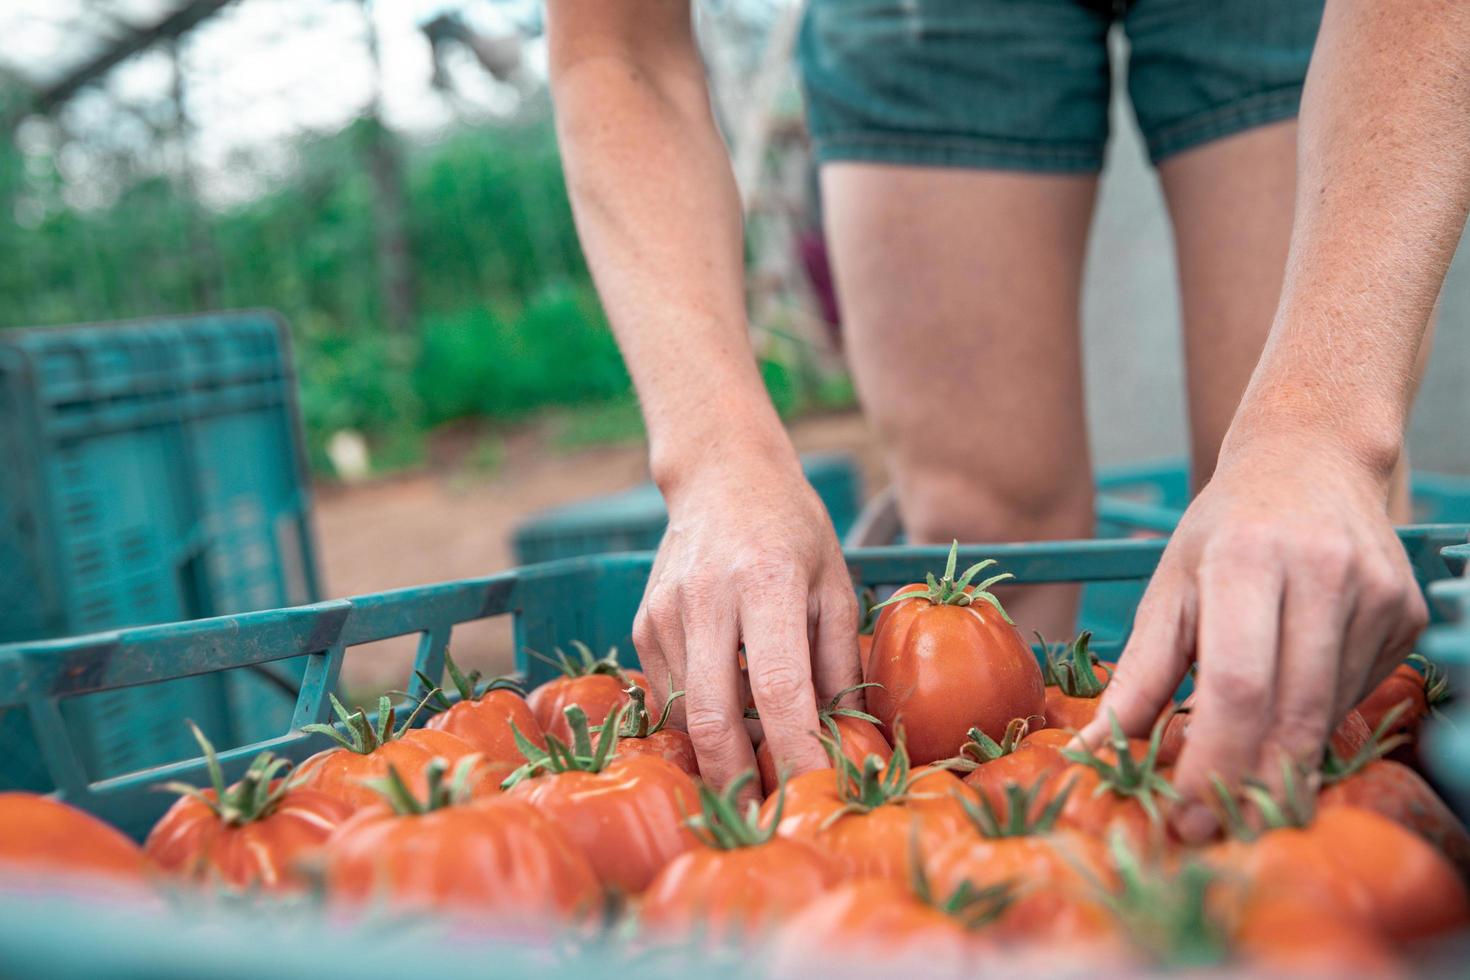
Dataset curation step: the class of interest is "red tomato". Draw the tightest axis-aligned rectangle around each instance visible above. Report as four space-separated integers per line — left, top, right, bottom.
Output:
1354 656 1447 769
1320 757 1470 876
1040 630 1110 731
296 694 494 810
857 633 874 674
608 684 697 777
760 737 973 882
527 642 650 744
325 792 600 934
954 721 1069 822
639 774 841 947
418 652 546 763
1157 699 1372 768
756 686 892 796
1233 892 1403 977
145 729 353 892
0 792 148 884
865 544 1044 764
768 878 988 979
1054 723 1176 854
510 754 698 893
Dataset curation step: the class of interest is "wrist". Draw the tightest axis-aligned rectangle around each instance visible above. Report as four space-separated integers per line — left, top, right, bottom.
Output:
1222 391 1404 488
650 403 802 505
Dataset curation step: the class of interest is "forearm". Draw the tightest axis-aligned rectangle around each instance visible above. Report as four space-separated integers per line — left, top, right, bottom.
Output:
1230 0 1470 477
548 2 797 496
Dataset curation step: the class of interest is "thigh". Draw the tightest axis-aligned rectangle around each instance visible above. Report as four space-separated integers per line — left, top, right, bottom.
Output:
823 165 1099 635
1157 120 1298 488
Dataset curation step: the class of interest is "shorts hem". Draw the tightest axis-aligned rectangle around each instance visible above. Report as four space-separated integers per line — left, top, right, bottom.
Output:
1146 86 1304 163
812 132 1104 174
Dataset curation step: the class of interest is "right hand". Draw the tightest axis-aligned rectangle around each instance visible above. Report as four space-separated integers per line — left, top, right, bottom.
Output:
633 451 862 803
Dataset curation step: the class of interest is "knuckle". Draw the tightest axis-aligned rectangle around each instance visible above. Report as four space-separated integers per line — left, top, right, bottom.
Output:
732 551 804 593
1201 664 1270 715
685 707 743 758
750 663 810 713
824 587 861 626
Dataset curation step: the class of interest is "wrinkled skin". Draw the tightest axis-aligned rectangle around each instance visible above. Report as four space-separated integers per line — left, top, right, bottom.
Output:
295 728 497 810
614 728 699 777
1157 700 1372 768
1319 758 1470 877
866 584 1045 764
529 671 650 744
756 714 891 796
426 689 546 763
639 837 841 946
509 754 698 893
0 792 148 883
767 879 983 980
145 781 353 892
759 766 972 881
324 796 601 934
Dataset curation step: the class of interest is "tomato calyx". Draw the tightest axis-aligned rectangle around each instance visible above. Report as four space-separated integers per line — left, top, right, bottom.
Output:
1410 652 1453 714
408 649 526 715
959 775 1075 838
364 756 482 815
869 540 1016 624
1321 700 1411 785
301 691 436 755
686 771 781 850
527 640 633 681
818 725 923 822
1062 710 1179 827
1039 630 1108 698
607 684 683 740
1209 756 1316 842
501 703 626 789
945 718 1035 773
1102 833 1225 969
160 721 294 828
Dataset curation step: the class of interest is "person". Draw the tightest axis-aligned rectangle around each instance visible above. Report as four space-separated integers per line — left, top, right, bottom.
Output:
545 0 1465 840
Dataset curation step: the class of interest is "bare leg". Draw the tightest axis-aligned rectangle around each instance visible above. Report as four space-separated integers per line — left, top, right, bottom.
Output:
823 164 1099 639
1160 120 1417 519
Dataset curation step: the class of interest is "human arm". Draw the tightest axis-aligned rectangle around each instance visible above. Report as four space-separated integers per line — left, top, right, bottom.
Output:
1082 0 1470 839
546 1 861 795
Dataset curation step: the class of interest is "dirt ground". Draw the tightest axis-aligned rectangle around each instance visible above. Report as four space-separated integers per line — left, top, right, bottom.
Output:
315 411 885 695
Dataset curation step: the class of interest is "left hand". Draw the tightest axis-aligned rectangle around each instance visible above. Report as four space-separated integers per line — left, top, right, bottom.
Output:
1079 428 1428 842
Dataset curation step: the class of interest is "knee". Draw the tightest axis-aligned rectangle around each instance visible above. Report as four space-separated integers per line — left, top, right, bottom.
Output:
895 461 1095 545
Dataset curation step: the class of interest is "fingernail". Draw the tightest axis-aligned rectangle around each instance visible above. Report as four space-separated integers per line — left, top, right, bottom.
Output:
1174 801 1219 843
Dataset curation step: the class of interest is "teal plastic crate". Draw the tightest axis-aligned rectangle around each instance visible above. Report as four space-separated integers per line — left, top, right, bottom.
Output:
0 312 320 791
1 526 1466 841
511 453 861 566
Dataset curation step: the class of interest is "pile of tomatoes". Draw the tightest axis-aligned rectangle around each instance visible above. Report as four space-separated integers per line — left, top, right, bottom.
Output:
1 544 1466 977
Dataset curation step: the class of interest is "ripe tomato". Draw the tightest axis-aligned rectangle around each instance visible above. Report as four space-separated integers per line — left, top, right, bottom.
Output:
1320 756 1470 875
1040 630 1110 731
527 641 650 744
1354 655 1446 768
506 702 697 893
865 544 1044 764
296 694 494 810
1157 699 1371 768
767 878 990 979
639 774 841 946
609 685 697 777
756 684 891 796
952 720 1069 822
145 726 352 892
1232 892 1401 977
324 760 601 934
0 792 148 883
857 633 874 675
759 735 973 882
1055 716 1177 854
417 651 546 762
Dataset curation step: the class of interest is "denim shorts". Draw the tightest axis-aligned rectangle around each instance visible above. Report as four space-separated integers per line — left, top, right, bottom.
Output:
798 0 1324 171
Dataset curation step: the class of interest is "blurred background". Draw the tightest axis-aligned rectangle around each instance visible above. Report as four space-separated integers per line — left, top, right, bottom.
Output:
2 0 1466 699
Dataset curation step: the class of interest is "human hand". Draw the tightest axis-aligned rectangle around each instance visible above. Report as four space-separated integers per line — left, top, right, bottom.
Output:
633 451 862 803
1079 431 1427 842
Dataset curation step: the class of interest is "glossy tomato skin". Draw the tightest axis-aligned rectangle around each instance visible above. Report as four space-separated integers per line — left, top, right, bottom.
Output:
529 670 650 744
1319 759 1470 876
1043 689 1101 731
426 689 545 762
145 781 352 892
756 715 891 796
295 728 492 810
324 795 601 933
508 754 698 893
866 584 1044 764
768 878 982 980
1233 892 1402 979
760 766 972 881
963 729 1070 818
614 728 699 777
639 837 840 946
857 633 874 675
0 792 148 883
